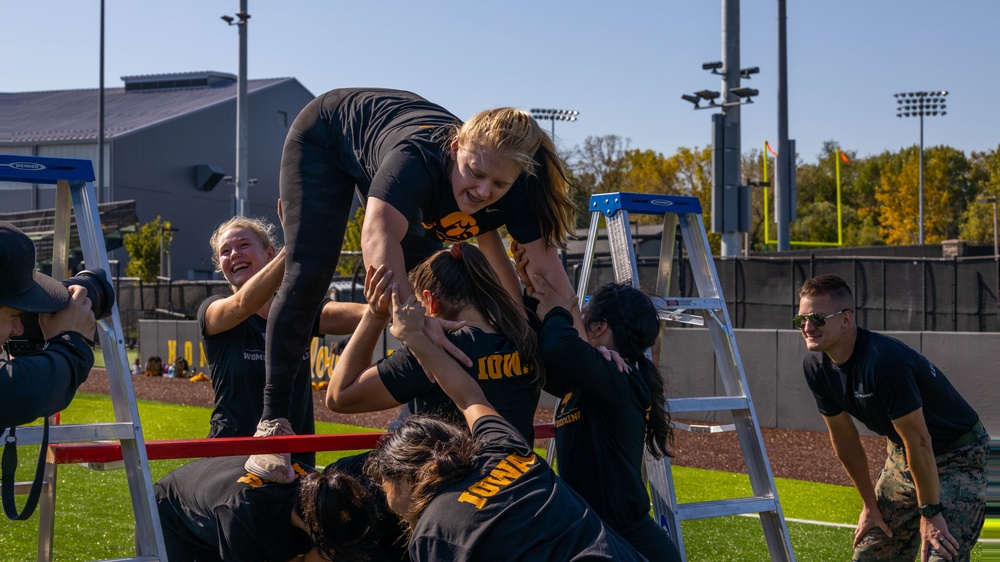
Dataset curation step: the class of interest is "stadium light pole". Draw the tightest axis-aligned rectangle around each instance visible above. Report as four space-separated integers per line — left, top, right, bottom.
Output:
222 2 251 217
895 91 948 245
529 108 579 140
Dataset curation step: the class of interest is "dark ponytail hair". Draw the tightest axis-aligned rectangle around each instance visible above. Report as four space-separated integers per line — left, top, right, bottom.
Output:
408 242 544 386
295 468 377 561
584 283 673 459
365 416 477 532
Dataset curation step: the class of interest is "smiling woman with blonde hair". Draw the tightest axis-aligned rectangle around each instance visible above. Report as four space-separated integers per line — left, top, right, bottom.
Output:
249 88 582 483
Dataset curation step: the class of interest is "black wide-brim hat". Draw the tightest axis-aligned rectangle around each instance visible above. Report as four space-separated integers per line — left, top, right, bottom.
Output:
0 221 69 313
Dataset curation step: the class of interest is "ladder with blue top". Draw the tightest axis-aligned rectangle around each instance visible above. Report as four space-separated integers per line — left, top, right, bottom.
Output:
573 192 795 562
0 155 166 561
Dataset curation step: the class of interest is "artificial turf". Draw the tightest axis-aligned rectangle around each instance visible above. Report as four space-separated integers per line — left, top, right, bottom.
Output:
0 394 988 561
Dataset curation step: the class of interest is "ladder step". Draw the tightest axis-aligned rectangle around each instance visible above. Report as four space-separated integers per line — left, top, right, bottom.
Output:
1 423 137 446
676 496 781 521
651 297 724 310
667 396 749 413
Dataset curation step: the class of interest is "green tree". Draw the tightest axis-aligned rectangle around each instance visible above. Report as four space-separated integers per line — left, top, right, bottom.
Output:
124 217 170 282
337 207 365 276
845 151 891 247
960 146 1000 244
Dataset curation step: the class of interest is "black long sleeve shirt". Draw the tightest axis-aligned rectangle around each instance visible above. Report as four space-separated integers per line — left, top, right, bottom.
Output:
0 332 94 427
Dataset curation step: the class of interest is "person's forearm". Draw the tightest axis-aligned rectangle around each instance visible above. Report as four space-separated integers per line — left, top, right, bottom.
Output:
232 248 285 316
405 334 487 411
903 435 940 506
0 333 94 426
326 312 385 409
478 231 523 306
524 243 585 336
318 302 366 335
831 434 880 508
362 236 414 301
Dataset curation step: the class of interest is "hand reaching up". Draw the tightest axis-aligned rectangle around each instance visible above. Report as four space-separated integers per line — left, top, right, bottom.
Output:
363 265 393 321
531 271 579 320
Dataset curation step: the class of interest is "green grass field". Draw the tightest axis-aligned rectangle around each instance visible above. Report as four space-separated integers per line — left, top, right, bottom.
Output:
0 394 990 561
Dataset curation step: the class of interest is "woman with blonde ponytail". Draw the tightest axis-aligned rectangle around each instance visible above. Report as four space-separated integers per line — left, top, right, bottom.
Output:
249 88 581 483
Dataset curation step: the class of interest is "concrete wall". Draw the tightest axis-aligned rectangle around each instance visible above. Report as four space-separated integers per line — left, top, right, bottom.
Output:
138 320 398 380
662 329 998 437
138 320 997 438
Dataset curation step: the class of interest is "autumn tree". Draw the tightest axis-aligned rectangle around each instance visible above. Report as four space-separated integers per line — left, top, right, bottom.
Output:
337 207 365 276
876 146 974 244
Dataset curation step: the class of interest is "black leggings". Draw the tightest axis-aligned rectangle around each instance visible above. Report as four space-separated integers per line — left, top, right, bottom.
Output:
617 515 682 562
263 94 357 421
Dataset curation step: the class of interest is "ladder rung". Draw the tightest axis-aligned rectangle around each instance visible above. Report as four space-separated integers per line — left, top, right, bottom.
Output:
12 482 41 494
667 396 748 413
651 297 724 310
676 496 780 521
1 423 137 446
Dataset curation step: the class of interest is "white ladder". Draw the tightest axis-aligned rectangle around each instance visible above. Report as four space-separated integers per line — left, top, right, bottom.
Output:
571 192 795 562
0 155 166 561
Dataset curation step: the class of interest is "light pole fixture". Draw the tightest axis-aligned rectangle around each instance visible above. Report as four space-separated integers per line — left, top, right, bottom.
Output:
222 3 251 216
681 59 761 257
895 90 948 245
681 63 760 111
529 108 579 139
978 196 999 257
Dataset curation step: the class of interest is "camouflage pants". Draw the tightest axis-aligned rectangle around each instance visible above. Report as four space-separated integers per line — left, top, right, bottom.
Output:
854 432 990 562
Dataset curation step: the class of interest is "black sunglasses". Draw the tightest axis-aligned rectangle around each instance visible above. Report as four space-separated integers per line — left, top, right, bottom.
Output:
792 309 850 329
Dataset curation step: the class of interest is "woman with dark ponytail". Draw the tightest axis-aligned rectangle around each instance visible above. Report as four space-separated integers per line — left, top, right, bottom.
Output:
519 252 681 561
326 242 542 442
362 284 646 561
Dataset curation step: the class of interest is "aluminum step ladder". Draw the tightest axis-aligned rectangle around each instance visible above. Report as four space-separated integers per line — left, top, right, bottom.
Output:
0 155 166 561
571 192 795 562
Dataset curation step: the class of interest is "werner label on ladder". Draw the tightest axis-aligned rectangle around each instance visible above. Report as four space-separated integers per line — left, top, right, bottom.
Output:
0 154 166 561
569 192 797 562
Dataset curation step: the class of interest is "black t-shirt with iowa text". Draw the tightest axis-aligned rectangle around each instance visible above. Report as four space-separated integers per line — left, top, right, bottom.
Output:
378 326 539 442
407 416 645 562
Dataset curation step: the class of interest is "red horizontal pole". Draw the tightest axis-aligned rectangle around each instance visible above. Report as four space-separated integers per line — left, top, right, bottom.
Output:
48 423 555 465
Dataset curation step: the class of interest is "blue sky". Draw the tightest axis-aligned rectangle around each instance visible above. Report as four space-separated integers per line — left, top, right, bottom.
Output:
4 1 999 165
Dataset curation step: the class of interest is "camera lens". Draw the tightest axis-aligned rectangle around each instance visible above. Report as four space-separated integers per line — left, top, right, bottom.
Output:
62 268 115 320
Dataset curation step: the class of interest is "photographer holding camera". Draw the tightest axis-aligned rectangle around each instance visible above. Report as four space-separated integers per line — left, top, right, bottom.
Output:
0 222 97 428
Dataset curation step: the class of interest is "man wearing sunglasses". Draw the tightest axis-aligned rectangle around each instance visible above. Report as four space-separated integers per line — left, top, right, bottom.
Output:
797 274 988 562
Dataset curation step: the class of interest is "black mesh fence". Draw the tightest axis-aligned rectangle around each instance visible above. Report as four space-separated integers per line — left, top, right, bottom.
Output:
568 254 1000 332
113 254 998 342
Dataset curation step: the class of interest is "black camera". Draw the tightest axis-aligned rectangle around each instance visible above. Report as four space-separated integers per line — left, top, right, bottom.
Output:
3 268 115 356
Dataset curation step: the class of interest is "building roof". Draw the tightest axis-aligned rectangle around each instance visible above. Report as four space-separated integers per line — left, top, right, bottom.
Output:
1 72 297 144
0 200 138 265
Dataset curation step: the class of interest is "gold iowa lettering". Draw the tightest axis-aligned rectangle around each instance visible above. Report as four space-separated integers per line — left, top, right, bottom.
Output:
476 351 530 380
457 453 536 509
